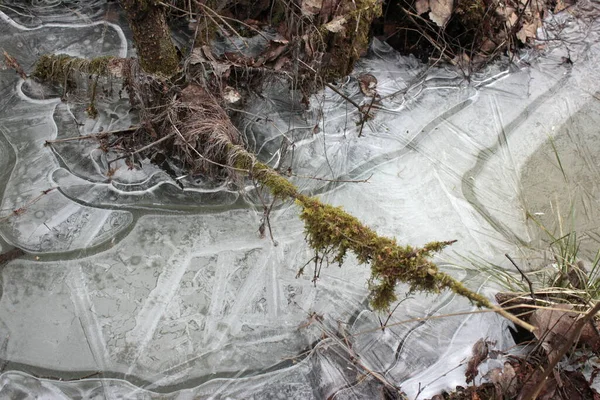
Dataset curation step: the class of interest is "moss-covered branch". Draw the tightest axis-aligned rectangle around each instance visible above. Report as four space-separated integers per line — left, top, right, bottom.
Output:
32 54 117 83
231 144 533 332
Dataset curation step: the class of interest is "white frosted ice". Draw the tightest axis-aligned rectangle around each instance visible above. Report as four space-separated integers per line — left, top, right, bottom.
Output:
2 1 600 399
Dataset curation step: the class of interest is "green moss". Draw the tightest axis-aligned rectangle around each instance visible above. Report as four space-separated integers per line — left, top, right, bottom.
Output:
294 195 491 310
227 142 491 311
32 54 114 84
230 145 298 199
320 0 382 81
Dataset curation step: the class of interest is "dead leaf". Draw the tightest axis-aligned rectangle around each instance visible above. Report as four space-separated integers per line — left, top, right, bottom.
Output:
188 47 206 65
301 0 323 16
358 73 377 97
530 304 600 365
415 0 430 15
223 86 241 104
274 56 289 71
554 0 567 12
201 45 217 62
486 362 517 398
466 338 489 384
323 16 347 33
253 39 289 67
517 21 539 43
429 0 453 27
517 368 557 400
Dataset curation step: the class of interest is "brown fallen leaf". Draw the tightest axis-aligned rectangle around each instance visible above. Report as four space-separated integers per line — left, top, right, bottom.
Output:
415 0 430 15
323 16 347 33
358 73 377 97
466 338 489 384
517 21 540 43
517 367 557 400
253 39 289 67
301 0 323 16
486 362 517 398
429 0 453 27
530 304 600 366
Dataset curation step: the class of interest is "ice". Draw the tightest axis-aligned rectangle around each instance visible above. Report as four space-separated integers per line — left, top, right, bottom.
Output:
2 0 600 399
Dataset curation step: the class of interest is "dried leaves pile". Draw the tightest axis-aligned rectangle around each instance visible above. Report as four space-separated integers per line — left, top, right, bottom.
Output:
380 0 574 69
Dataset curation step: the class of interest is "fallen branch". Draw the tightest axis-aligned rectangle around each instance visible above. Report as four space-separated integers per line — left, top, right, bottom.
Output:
288 172 373 184
29 47 536 332
44 126 138 146
0 188 57 223
228 143 534 331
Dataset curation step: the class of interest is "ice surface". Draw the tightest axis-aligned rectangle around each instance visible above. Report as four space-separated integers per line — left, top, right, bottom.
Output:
2 0 600 399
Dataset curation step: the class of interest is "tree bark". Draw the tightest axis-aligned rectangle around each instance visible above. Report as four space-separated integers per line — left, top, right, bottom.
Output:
118 0 179 76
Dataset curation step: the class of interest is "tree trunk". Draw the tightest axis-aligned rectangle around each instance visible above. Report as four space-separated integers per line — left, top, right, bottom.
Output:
118 0 179 76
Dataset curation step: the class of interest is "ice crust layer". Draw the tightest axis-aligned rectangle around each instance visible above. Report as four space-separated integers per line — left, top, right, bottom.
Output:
1 1 600 399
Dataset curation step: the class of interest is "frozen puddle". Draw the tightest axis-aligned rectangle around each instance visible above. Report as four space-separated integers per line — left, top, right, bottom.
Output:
1 1 600 399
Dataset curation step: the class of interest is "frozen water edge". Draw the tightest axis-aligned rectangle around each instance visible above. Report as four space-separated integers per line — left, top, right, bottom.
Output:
1 1 600 399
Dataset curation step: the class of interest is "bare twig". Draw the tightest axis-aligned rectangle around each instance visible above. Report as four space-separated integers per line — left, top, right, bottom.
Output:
108 132 175 164
357 95 377 137
324 82 362 111
0 188 57 223
351 305 539 339
379 296 413 331
506 253 537 302
44 126 138 146
289 172 373 184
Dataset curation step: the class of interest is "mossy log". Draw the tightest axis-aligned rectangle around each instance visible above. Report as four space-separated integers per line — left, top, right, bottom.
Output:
230 145 533 330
